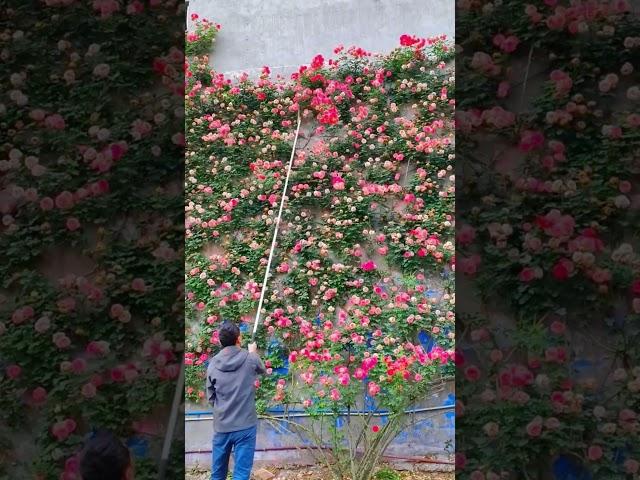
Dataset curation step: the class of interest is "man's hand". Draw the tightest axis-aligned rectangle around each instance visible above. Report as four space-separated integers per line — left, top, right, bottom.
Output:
249 343 267 374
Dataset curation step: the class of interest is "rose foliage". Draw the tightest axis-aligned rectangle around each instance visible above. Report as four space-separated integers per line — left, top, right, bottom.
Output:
456 1 640 478
185 21 455 480
0 1 184 479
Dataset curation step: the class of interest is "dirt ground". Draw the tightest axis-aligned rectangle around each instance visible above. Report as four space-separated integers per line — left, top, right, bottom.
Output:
186 465 454 480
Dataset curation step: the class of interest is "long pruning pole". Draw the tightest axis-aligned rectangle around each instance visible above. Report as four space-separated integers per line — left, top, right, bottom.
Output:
251 111 302 341
158 358 184 480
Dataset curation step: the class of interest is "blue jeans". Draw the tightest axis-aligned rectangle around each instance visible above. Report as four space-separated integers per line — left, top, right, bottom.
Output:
211 426 257 480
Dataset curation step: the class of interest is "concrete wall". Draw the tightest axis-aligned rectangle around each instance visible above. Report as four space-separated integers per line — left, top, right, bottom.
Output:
188 0 454 78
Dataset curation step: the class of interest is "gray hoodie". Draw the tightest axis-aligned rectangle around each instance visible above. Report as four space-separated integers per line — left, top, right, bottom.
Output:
205 346 267 433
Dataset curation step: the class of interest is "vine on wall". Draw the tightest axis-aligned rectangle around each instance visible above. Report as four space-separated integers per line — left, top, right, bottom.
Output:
0 2 185 479
456 1 640 478
185 18 455 479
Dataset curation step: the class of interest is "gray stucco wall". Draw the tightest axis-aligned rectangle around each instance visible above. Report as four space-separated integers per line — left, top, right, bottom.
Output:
188 0 454 78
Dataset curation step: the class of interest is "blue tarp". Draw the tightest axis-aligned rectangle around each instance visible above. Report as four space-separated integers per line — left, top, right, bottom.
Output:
126 437 149 459
552 455 592 480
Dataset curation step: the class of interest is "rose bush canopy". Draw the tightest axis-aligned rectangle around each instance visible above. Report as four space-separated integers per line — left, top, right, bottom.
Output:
456 1 640 478
184 17 456 451
0 2 184 479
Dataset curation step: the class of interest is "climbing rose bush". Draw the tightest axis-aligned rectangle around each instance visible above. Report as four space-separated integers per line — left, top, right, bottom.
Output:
456 0 640 478
186 14 220 57
0 2 184 479
185 21 455 480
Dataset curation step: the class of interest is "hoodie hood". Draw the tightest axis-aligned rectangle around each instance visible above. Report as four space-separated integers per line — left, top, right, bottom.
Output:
213 346 249 372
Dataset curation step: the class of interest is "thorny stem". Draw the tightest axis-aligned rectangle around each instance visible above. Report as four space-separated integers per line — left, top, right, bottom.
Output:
519 45 535 111
261 415 340 479
262 406 450 480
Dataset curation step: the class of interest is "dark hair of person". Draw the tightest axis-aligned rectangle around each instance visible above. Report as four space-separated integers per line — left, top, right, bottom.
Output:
219 321 240 347
79 429 131 480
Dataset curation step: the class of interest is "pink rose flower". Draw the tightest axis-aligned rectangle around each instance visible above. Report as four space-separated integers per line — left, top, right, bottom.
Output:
459 255 481 276
71 358 87 374
471 52 500 75
464 365 481 381
86 340 110 356
6 364 21 379
587 445 603 461
81 383 97 398
51 418 77 441
550 320 566 335
55 191 75 209
368 382 381 396
66 217 81 231
44 114 66 130
497 81 511 98
53 332 71 349
624 459 639 474
518 267 541 282
329 388 341 401
40 197 54 210
519 130 545 152
458 224 476 245
526 417 543 437
131 278 147 292
360 261 376 272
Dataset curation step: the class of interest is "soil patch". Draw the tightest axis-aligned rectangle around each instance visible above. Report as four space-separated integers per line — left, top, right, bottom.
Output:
186 464 454 480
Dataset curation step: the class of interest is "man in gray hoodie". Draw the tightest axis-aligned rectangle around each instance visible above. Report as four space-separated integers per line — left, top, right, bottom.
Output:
206 322 267 480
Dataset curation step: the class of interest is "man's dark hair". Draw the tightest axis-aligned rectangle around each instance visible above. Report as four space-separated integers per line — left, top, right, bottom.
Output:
79 430 131 480
219 321 240 347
